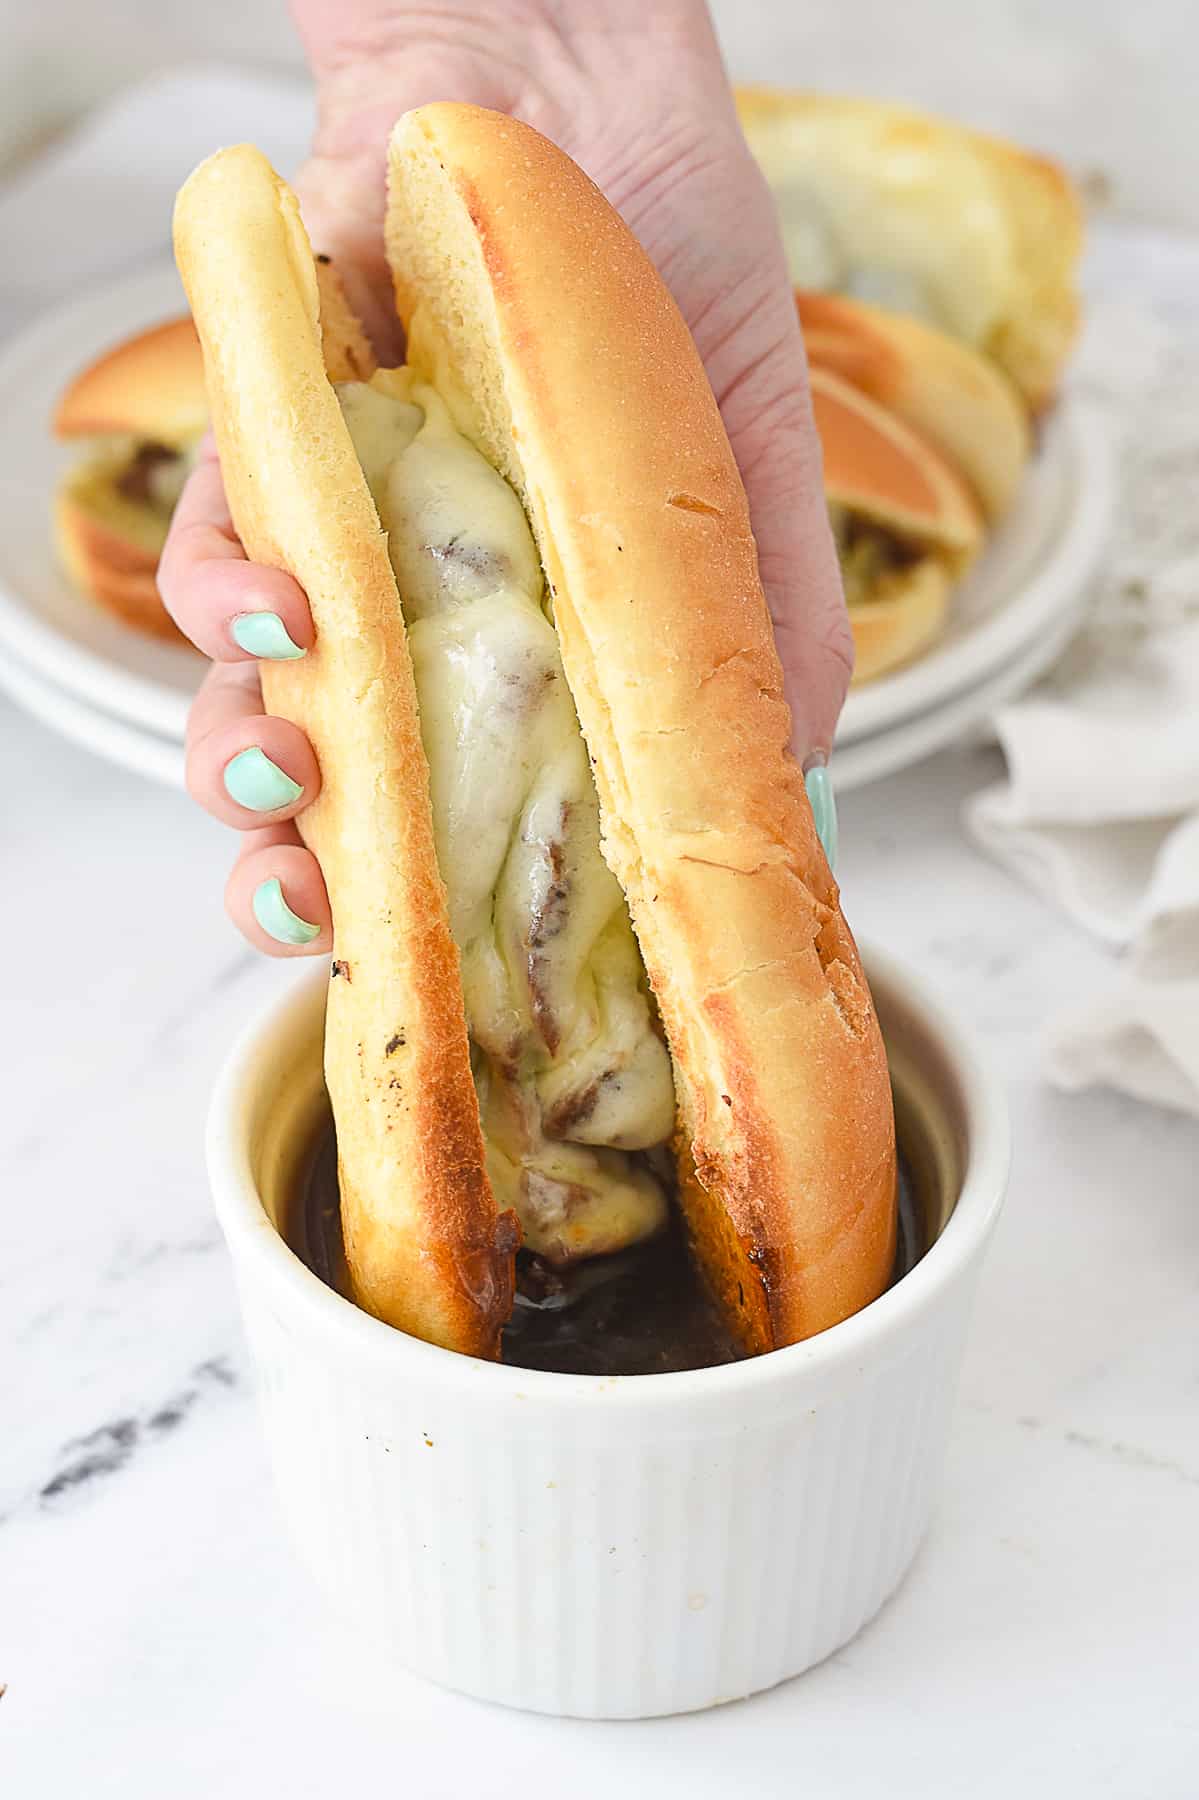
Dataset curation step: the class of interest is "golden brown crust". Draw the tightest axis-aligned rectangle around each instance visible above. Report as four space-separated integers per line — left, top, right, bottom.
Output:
737 87 1082 409
808 369 977 684
847 558 954 685
810 367 982 549
386 106 897 1347
174 146 515 1360
54 315 208 639
798 290 1030 519
54 317 207 447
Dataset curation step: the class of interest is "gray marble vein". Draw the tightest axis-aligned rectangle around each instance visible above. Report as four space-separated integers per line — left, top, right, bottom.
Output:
28 1357 238 1516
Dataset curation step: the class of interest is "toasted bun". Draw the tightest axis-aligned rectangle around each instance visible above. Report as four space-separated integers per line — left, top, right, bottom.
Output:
810 367 982 551
846 558 954 685
799 290 1029 518
53 488 179 640
386 106 896 1349
809 369 978 684
54 316 206 639
737 88 1082 410
54 454 190 642
175 145 518 1361
55 317 207 448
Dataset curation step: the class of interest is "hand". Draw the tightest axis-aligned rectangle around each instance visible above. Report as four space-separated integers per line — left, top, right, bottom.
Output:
160 0 851 955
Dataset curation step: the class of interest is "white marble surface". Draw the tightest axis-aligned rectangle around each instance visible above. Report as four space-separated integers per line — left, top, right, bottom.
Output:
4 688 1197 1794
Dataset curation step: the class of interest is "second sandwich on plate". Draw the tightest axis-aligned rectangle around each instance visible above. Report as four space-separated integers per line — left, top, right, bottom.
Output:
174 105 898 1366
53 317 206 642
800 294 1031 683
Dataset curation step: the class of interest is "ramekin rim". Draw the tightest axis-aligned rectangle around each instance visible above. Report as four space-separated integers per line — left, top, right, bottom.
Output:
206 942 1009 1409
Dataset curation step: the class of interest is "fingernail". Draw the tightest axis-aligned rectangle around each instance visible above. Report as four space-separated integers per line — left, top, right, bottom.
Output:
804 755 839 871
223 746 303 813
252 877 321 945
231 612 306 660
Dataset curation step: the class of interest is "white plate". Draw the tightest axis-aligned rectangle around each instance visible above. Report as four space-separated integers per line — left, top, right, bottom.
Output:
0 262 1111 771
835 576 1090 793
0 263 201 740
836 393 1114 745
0 646 184 788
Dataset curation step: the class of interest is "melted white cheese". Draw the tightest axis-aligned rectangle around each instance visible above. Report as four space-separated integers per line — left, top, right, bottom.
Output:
338 370 673 1260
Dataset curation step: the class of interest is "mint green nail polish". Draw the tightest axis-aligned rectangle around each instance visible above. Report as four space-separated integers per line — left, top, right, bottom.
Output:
804 762 839 871
252 877 320 946
223 746 303 813
231 612 306 660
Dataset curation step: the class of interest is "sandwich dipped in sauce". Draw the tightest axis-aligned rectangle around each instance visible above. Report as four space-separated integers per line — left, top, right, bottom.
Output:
54 318 206 640
174 105 898 1362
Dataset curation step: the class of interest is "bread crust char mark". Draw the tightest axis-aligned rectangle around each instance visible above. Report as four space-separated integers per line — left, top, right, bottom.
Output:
174 147 516 1359
385 106 897 1348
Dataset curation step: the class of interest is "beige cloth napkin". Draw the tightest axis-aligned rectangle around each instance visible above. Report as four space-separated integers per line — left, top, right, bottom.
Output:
967 291 1199 1115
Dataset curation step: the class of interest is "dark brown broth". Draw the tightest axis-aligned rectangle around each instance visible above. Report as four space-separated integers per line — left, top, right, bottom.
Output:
285 1108 927 1374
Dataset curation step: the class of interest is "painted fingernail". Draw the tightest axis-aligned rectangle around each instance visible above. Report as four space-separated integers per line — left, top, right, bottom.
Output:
252 877 321 946
231 612 306 660
223 746 303 813
804 756 839 872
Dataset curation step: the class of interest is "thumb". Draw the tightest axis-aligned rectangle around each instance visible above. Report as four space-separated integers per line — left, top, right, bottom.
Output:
707 288 852 764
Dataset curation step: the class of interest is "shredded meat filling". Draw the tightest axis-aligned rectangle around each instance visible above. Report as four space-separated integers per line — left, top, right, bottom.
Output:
828 503 923 608
339 370 675 1264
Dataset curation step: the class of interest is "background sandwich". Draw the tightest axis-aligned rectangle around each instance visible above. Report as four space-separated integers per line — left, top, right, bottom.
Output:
738 88 1083 412
810 366 983 683
54 317 206 640
174 106 898 1363
798 289 1030 522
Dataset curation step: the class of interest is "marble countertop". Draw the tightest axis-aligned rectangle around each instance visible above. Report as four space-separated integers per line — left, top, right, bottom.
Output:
4 692 1196 1794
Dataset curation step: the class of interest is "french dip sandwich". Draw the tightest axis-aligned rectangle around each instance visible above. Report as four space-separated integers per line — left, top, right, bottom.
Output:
54 318 206 639
174 106 897 1361
738 88 1083 411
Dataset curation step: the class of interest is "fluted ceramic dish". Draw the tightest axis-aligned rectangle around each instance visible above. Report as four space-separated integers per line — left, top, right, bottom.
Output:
208 946 1007 1719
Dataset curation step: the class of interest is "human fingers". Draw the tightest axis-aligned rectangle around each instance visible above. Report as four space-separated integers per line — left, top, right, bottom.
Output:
226 826 333 957
158 446 314 663
185 657 320 829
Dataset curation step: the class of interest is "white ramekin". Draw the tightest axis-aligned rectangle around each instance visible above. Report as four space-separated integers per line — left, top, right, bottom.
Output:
207 945 1008 1719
